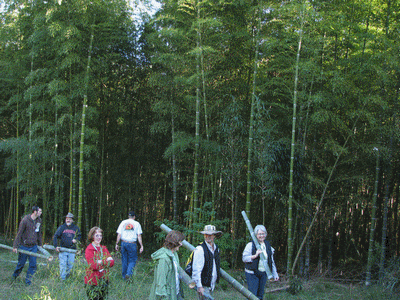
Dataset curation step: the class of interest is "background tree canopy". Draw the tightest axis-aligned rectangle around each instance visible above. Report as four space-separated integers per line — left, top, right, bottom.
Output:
1 0 400 282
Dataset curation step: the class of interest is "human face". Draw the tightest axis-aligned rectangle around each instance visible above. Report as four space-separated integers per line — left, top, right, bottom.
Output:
204 234 215 245
93 230 103 245
37 208 42 217
65 217 73 225
256 230 266 243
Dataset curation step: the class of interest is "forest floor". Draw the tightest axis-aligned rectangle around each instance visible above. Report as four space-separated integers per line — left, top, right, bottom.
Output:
0 243 398 300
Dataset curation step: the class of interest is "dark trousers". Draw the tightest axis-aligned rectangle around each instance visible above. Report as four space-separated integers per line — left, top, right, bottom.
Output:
13 245 38 285
245 270 267 300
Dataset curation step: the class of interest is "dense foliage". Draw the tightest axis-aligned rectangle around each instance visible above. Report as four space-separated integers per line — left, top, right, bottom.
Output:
1 0 400 282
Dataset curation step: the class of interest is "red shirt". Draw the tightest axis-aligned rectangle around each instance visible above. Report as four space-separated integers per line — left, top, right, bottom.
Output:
84 243 114 285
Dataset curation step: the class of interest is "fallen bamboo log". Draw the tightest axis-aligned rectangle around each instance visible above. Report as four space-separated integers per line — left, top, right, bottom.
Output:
43 244 78 253
0 243 53 261
160 224 258 300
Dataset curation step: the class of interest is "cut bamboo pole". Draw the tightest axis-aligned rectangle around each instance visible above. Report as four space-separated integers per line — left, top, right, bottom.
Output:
42 244 78 253
0 243 53 261
160 224 258 300
38 246 51 257
178 266 196 289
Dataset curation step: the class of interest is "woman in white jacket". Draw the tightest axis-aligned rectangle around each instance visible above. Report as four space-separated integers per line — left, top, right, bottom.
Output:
242 225 279 300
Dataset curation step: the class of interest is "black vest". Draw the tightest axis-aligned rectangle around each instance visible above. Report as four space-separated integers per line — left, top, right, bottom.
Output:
200 242 221 287
245 241 273 272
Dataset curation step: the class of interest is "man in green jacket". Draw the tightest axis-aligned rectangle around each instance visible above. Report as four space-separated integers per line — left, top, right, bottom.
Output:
149 230 185 300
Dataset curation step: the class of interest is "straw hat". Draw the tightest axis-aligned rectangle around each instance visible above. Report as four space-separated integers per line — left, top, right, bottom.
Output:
200 225 222 237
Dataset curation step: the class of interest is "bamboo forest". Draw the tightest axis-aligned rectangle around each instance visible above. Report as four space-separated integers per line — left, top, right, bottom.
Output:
1 0 400 290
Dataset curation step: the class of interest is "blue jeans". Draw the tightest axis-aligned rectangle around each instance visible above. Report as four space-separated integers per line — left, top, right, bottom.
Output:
13 245 38 285
121 242 137 279
245 270 267 300
59 251 75 280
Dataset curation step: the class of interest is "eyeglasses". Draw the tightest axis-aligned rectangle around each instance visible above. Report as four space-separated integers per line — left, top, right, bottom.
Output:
95 234 103 238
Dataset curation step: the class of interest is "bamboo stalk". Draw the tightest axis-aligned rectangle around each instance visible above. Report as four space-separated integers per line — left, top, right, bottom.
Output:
160 224 258 300
38 246 51 257
178 267 213 299
78 23 95 229
0 244 53 261
178 266 196 289
42 244 78 254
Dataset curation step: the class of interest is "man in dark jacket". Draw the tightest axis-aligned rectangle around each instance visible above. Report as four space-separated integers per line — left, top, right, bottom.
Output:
53 212 81 280
12 205 42 285
192 225 222 300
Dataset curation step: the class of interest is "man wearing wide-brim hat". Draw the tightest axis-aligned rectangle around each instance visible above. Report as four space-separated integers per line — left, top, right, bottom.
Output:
53 212 81 280
192 225 222 299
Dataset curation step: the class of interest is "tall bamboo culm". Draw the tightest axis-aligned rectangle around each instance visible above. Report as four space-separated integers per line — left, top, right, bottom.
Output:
191 0 201 226
287 23 302 277
366 148 380 286
78 25 95 229
245 3 262 219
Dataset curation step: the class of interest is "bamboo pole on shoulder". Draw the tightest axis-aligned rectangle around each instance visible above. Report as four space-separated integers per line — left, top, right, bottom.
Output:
160 224 258 300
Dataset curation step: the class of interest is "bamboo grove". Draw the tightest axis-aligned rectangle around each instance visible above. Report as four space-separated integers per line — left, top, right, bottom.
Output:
1 0 400 282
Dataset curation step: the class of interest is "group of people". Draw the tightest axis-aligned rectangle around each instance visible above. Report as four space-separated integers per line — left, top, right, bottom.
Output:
11 207 278 300
11 207 143 300
150 224 279 300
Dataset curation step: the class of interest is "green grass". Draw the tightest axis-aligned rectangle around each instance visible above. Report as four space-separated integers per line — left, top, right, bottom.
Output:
0 248 397 300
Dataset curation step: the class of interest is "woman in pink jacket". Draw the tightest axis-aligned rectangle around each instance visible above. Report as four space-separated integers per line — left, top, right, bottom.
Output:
84 227 114 300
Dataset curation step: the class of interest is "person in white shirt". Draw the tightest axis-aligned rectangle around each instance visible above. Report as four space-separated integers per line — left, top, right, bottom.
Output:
115 211 143 280
192 225 222 300
242 225 279 300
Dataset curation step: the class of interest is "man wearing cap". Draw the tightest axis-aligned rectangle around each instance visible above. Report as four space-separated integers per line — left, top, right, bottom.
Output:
12 205 43 285
115 211 143 280
192 224 222 299
53 212 81 280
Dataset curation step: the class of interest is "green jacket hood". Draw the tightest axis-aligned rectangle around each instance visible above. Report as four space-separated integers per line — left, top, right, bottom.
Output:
151 247 174 261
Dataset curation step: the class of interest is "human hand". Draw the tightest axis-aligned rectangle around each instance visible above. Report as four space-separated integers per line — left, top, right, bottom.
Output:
56 247 60 252
12 248 17 253
72 239 76 244
197 287 204 296
139 246 144 253
115 244 119 251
